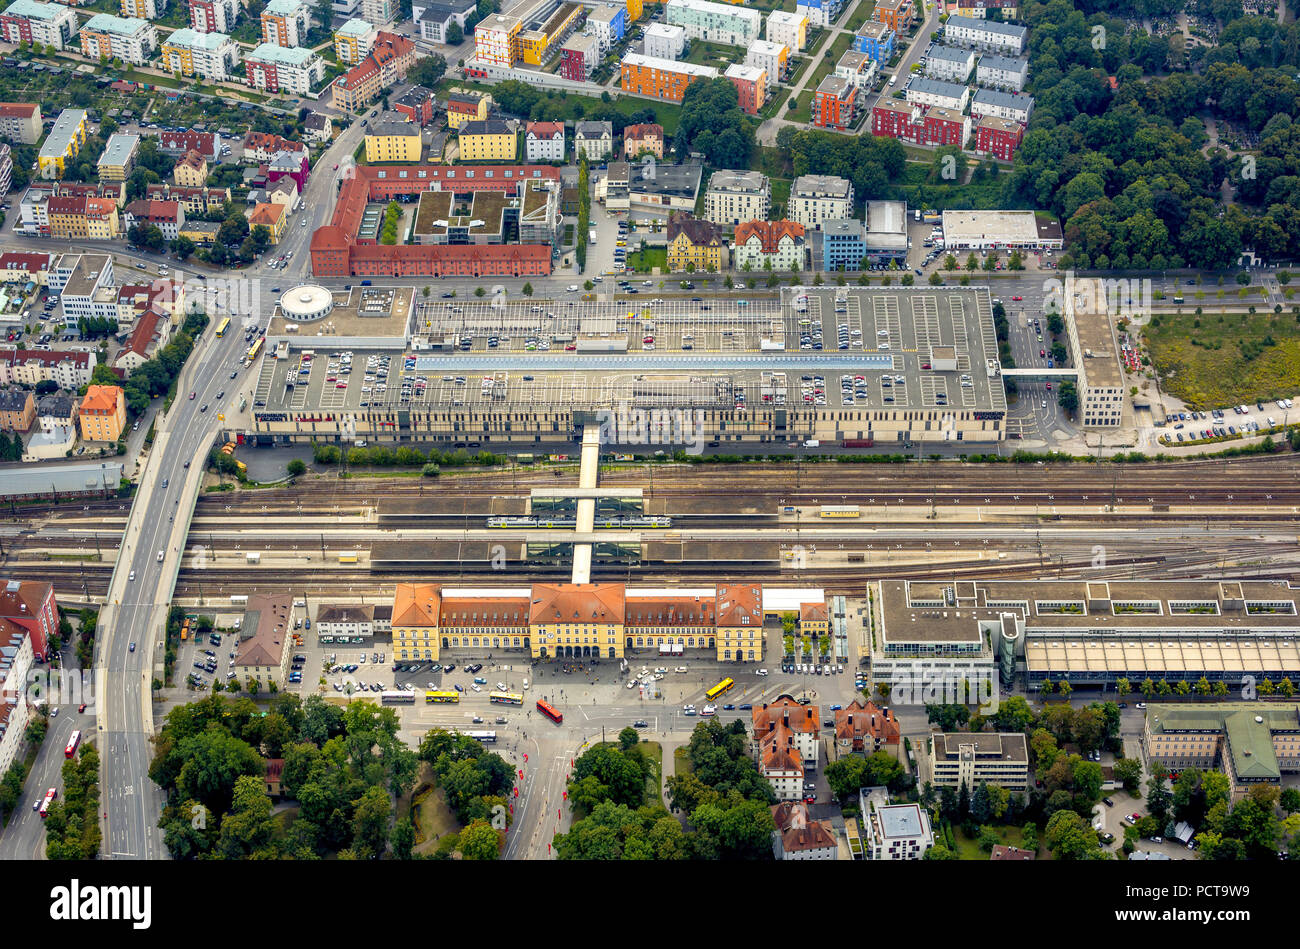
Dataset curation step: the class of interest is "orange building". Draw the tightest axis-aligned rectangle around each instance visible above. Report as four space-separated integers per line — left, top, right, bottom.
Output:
78 384 126 442
874 0 914 32
620 52 719 103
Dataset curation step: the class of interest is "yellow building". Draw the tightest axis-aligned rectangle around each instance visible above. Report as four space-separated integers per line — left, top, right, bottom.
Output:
364 114 422 163
333 17 376 65
799 599 829 637
392 583 441 662
446 91 491 130
458 119 516 162
173 151 208 188
528 583 625 660
715 582 764 662
79 385 126 443
38 108 89 181
626 0 642 23
667 212 725 273
517 1 584 65
247 202 287 243
85 197 120 240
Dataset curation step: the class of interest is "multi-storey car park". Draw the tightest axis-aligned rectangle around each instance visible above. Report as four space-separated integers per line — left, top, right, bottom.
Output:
250 286 1010 448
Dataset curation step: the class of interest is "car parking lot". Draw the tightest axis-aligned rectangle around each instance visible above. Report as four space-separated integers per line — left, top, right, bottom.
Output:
1160 398 1294 445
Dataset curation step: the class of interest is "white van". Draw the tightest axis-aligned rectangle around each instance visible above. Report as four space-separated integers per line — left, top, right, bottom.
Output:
157 550 164 562
888 74 897 86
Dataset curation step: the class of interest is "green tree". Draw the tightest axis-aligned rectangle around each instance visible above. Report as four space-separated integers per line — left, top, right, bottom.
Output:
286 459 306 478
351 785 392 858
1045 809 1101 860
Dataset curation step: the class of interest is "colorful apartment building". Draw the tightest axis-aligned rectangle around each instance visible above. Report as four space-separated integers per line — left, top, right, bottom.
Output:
120 0 163 17
794 0 840 29
78 384 126 442
334 17 377 64
365 112 422 162
37 108 88 181
330 30 415 111
474 12 521 65
559 31 599 80
161 28 241 81
245 43 325 94
746 38 787 90
852 19 894 65
644 21 685 58
724 62 766 115
79 13 158 66
874 0 913 32
446 91 491 129
584 1 625 51
812 74 857 131
621 52 719 103
260 0 310 47
666 0 760 46
393 85 436 126
0 0 78 50
190 0 237 33
516 0 584 66
247 201 287 243
95 133 138 183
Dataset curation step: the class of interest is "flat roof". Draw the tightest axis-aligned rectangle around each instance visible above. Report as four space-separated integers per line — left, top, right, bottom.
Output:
946 14 1027 38
1071 309 1123 389
97 133 139 168
0 460 123 497
941 209 1056 245
622 51 720 78
39 109 87 161
266 285 413 342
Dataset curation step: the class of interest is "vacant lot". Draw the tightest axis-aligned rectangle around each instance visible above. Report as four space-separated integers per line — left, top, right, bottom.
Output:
1144 310 1300 409
952 823 1034 860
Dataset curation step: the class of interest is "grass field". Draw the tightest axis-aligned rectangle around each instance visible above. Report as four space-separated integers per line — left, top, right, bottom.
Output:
409 783 461 855
627 246 667 273
846 0 878 31
804 32 855 95
952 823 1032 860
1145 309 1300 409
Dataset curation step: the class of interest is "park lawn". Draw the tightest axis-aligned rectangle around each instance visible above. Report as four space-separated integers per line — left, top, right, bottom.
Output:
1144 309 1300 409
790 88 815 124
673 746 694 778
410 784 462 855
952 823 1031 860
771 177 792 217
846 0 878 31
627 246 667 273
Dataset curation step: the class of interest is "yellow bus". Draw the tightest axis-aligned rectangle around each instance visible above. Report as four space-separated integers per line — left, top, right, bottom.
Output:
425 690 459 704
489 691 523 705
246 336 264 362
215 316 231 337
705 677 735 701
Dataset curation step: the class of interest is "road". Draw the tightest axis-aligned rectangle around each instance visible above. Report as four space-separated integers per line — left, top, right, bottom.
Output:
82 119 376 861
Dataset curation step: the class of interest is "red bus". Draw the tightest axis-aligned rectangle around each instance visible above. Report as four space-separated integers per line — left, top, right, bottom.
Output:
38 788 57 818
536 699 562 724
64 730 81 759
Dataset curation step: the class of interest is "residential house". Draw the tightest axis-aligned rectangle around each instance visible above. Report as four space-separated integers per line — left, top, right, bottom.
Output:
445 91 491 130
644 21 685 58
78 384 126 442
244 43 325 95
302 112 334 142
833 699 901 753
0 577 57 661
158 130 220 161
789 174 854 230
771 801 838 860
190 0 238 33
0 102 41 145
79 13 158 65
0 388 35 433
112 307 171 375
331 30 416 111
622 122 663 159
365 113 422 162
703 169 769 226
852 19 894 66
37 108 88 180
863 799 934 860
160 28 241 82
765 9 805 50
574 121 614 161
732 218 805 273
247 201 288 243
746 38 787 90
173 150 208 188
812 74 857 131
261 0 309 47
724 62 766 114
123 198 184 241
525 121 565 162
874 0 913 31
234 593 293 685
943 13 1027 54
559 32 599 81
393 86 436 127
666 212 724 273
924 44 976 82
334 17 377 64
0 0 78 51
459 119 516 161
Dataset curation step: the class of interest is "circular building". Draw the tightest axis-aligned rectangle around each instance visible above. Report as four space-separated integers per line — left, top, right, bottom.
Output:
278 284 335 323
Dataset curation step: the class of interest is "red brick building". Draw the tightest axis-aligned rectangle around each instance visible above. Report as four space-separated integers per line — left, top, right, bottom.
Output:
310 163 561 277
0 579 56 662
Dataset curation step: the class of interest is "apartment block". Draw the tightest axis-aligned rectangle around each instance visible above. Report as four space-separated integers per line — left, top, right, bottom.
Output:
976 52 1028 91
864 800 933 859
732 218 805 272
622 122 663 159
0 102 41 145
574 120 614 161
0 0 78 49
261 0 310 47
923 44 976 82
724 62 765 115
120 0 163 16
393 85 436 127
190 0 238 33
666 0 760 46
584 1 625 52
944 13 1027 54
37 108 88 181
794 0 840 28
789 174 853 230
0 388 35 433
559 31 599 80
834 50 877 91
459 119 517 161
474 12 521 65
765 9 805 51
621 52 719 103
905 76 970 112
524 121 565 162
245 43 325 94
161 28 241 82
667 211 724 273
926 732 1030 791
812 74 857 131
79 13 158 65
644 21 685 58
331 31 416 111
974 114 1022 160
335 17 377 64
360 0 395 23
971 87 1033 123
704 168 769 226
852 19 893 66
873 0 913 32
95 133 138 183
746 38 786 90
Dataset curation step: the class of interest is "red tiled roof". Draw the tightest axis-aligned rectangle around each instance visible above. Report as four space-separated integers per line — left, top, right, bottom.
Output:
126 199 181 223
0 252 54 273
119 309 163 358
623 123 663 141
734 219 805 254
0 349 92 370
753 695 820 734
0 102 37 119
624 594 715 628
529 583 625 625
439 596 530 628
526 121 564 138
715 582 761 627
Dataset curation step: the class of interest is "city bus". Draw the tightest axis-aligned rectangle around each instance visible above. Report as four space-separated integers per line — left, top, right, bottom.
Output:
246 336 264 363
215 316 231 338
38 787 57 818
705 677 735 701
489 691 523 705
462 730 497 744
536 699 562 724
380 690 415 705
64 730 81 759
425 690 459 704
